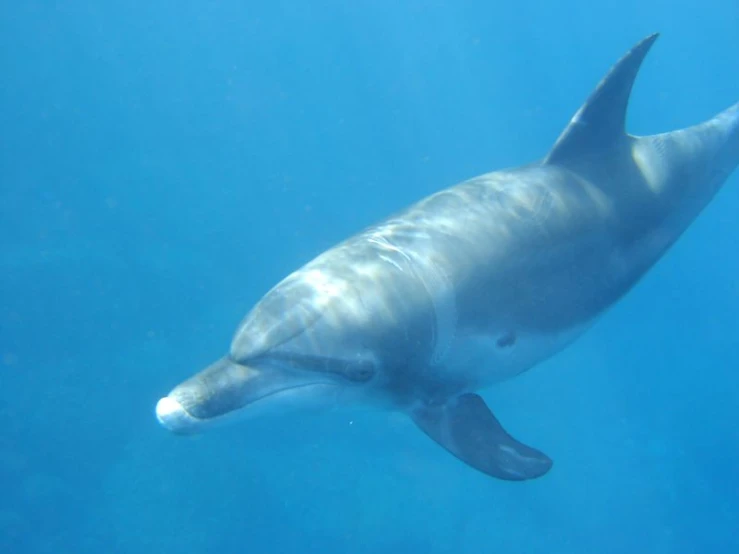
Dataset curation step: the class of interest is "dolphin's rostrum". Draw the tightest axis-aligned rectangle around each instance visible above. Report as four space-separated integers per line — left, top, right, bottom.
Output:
156 34 739 481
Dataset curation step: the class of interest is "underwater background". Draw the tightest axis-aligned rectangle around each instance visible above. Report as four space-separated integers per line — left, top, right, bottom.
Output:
1 1 738 553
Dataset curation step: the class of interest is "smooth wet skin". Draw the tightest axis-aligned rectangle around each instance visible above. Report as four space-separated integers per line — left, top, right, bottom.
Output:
156 34 739 481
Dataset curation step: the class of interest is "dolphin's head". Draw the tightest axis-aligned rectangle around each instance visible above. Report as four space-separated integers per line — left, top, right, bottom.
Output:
156 268 390 434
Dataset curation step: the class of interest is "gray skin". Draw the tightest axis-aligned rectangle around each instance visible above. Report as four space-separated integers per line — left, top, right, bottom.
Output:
156 34 739 481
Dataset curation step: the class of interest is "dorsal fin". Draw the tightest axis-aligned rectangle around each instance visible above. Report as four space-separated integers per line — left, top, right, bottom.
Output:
545 33 660 166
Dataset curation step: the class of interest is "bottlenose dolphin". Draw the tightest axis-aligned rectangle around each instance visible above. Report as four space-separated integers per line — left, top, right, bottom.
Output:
155 34 739 480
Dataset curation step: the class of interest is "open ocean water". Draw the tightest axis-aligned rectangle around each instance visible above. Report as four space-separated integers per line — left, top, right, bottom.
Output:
1 1 738 553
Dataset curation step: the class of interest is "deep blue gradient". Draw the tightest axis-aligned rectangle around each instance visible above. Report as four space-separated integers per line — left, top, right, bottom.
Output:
1 1 738 553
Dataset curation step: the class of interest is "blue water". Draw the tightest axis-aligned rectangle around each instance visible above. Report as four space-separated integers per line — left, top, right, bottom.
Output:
2 1 738 552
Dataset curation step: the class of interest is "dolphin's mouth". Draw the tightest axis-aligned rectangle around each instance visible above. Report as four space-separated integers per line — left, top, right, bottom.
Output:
155 354 370 435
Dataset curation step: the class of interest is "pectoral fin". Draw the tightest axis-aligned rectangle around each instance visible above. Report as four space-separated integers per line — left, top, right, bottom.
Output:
411 393 552 481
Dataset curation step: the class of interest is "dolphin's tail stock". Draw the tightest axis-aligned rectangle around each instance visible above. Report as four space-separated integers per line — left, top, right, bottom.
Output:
691 99 739 189
726 101 739 173
631 98 739 207
711 100 739 167
725 101 739 153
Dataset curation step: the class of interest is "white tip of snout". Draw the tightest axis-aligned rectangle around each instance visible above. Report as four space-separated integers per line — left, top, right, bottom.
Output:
156 396 198 434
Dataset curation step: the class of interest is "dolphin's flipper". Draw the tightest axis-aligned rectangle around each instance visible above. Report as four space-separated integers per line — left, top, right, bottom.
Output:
411 393 552 480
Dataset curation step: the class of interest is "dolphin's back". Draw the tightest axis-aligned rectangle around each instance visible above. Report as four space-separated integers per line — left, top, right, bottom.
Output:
347 34 739 340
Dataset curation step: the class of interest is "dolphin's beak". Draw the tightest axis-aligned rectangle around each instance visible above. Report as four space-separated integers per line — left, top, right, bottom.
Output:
156 357 253 434
155 356 341 434
155 396 200 434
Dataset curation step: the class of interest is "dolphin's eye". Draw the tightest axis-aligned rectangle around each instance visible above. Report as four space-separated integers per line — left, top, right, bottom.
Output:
496 331 516 348
344 360 376 382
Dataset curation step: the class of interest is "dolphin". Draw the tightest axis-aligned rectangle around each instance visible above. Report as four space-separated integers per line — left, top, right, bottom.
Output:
155 34 739 480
